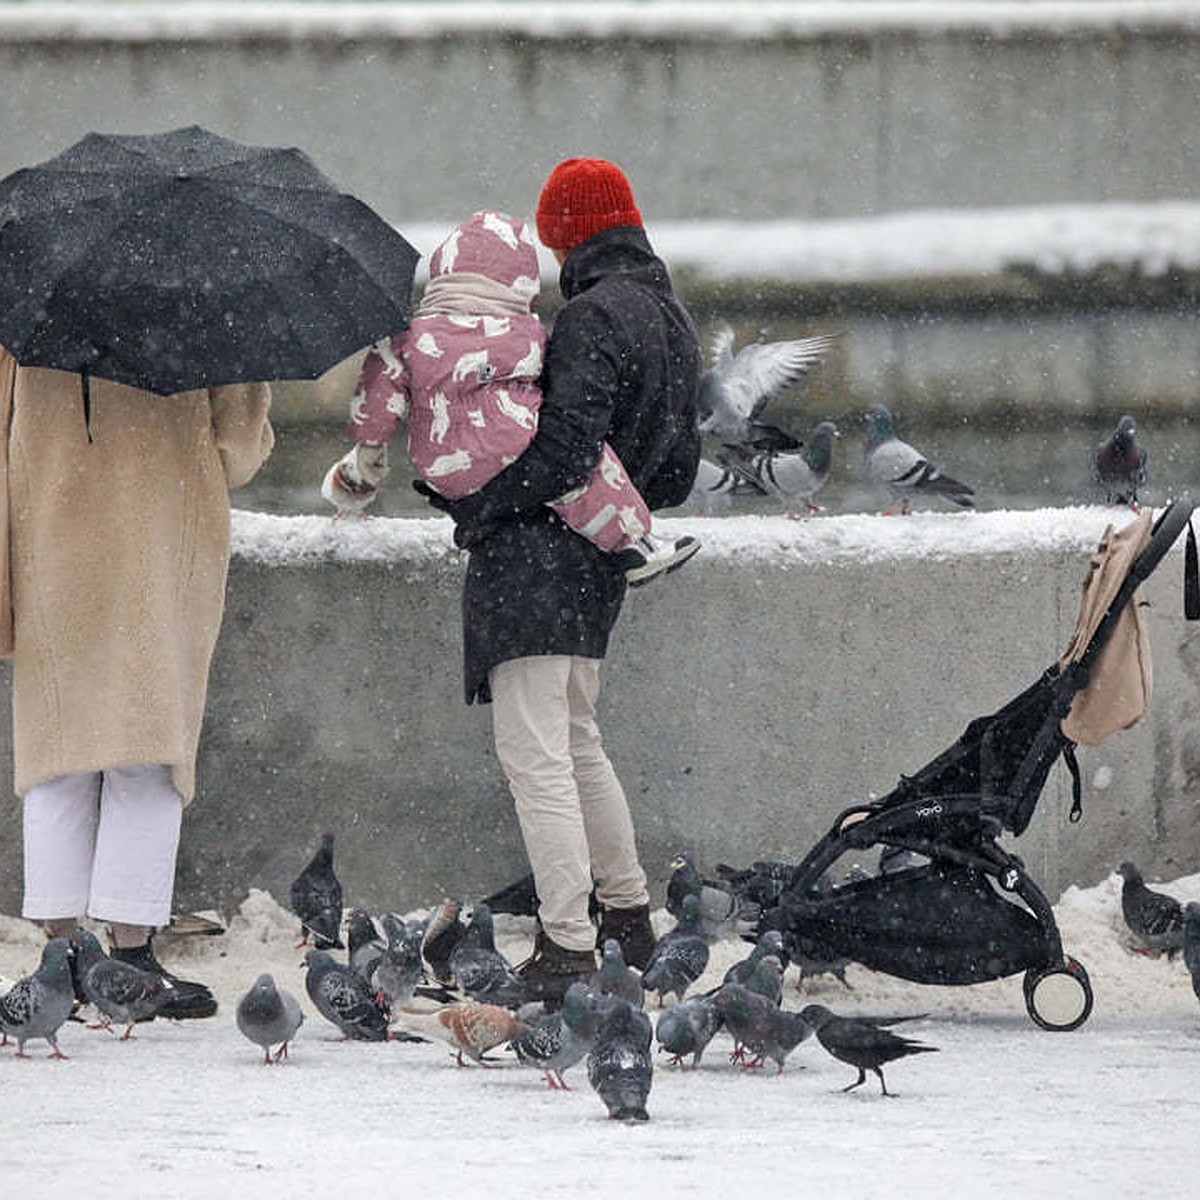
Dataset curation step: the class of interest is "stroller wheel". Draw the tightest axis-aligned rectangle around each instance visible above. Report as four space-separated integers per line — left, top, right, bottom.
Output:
1023 959 1093 1031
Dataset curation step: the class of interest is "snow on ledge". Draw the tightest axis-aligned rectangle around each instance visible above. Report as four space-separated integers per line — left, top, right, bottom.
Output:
2 2 1199 43
230 505 1139 568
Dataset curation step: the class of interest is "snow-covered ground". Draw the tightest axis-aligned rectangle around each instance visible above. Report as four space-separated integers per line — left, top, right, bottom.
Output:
2 873 1198 1199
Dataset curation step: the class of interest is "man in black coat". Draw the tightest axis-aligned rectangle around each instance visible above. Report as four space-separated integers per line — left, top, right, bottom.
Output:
427 157 701 1000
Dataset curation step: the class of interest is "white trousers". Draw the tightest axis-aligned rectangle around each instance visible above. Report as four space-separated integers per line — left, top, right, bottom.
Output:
490 655 649 953
22 764 184 928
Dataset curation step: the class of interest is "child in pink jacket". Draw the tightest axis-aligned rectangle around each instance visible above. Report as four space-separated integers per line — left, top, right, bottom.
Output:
323 210 698 584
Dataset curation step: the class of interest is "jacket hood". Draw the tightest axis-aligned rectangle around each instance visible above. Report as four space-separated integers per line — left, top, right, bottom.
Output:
559 224 669 301
428 210 540 301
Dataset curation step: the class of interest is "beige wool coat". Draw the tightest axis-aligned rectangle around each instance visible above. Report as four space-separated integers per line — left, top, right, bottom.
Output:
0 350 274 802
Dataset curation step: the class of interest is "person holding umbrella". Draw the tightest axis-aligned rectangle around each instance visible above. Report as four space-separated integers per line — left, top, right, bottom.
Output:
0 126 417 1017
415 158 702 1001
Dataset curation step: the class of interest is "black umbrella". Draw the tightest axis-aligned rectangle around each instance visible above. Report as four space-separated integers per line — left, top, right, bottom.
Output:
0 125 419 395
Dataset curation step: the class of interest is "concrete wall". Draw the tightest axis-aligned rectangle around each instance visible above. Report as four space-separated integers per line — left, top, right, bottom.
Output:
0 5 1197 226
2 514 1198 921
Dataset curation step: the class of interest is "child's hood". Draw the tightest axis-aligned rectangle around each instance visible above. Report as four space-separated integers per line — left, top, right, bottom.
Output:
428 211 540 300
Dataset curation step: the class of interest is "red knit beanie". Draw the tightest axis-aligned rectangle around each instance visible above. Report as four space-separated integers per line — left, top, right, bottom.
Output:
535 157 643 251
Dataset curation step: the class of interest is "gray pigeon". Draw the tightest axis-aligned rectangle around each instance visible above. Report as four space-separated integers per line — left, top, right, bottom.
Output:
1182 902 1200 1003
1117 862 1185 958
666 852 760 941
742 953 785 1007
303 948 390 1041
655 993 723 1068
0 937 75 1059
70 928 166 1038
642 894 710 1006
1094 415 1147 509
448 902 527 1008
800 1003 937 1095
236 973 305 1064
863 403 975 514
289 832 344 950
510 981 610 1090
590 938 644 1009
686 456 769 513
587 999 654 1121
725 421 840 516
371 914 426 1010
723 929 790 986
347 908 386 981
712 982 812 1074
698 323 838 451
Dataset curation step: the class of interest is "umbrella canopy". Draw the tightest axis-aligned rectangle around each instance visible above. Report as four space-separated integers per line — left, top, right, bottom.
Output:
0 125 419 395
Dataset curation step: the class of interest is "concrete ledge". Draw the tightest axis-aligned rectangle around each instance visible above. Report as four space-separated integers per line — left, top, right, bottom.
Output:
4 505 1197 920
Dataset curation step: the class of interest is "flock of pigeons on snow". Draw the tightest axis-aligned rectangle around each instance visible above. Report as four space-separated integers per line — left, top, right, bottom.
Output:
275 837 940 1119
691 324 1149 517
3 838 1193 1123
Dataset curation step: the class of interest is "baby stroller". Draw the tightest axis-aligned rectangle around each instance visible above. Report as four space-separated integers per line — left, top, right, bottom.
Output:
756 496 1196 1031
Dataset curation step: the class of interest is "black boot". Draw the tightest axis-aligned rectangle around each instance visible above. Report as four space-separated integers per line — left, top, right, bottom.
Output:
111 937 218 1020
517 930 597 1007
597 905 657 972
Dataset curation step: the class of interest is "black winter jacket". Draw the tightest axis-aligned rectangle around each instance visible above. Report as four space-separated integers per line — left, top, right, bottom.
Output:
445 225 701 703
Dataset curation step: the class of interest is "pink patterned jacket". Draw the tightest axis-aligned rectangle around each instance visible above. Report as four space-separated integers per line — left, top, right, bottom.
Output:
349 211 546 499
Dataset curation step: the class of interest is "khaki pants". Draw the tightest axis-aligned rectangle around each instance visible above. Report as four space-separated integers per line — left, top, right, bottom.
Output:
490 655 649 953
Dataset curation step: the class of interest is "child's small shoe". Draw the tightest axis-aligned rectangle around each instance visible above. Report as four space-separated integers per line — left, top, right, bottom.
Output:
617 533 701 587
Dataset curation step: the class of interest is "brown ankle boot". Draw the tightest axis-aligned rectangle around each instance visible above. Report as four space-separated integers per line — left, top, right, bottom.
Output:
517 931 596 1006
597 905 656 972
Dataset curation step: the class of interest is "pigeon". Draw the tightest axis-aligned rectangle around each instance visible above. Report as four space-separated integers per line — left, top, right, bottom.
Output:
478 873 602 921
1117 861 1185 958
392 1001 528 1067
587 999 654 1121
510 981 610 1089
698 322 838 451
666 852 760 941
712 982 812 1074
800 1003 937 1095
725 421 840 517
741 953 786 1007
347 908 386 981
642 894 710 1006
69 929 166 1038
723 929 791 986
421 897 467 986
289 832 344 950
590 938 645 1009
1094 414 1147 509
686 456 769 513
236 973 305 1064
1182 902 1200 1003
655 993 724 1068
714 859 796 909
371 914 426 1010
863 403 975 514
448 902 528 1007
0 937 75 1059
303 949 391 1041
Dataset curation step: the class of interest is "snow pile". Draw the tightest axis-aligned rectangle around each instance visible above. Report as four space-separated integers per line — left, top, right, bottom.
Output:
3 866 1195 1019
232 509 454 566
231 504 1133 567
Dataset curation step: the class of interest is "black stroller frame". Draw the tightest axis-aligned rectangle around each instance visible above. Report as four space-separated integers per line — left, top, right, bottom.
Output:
759 496 1195 1030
